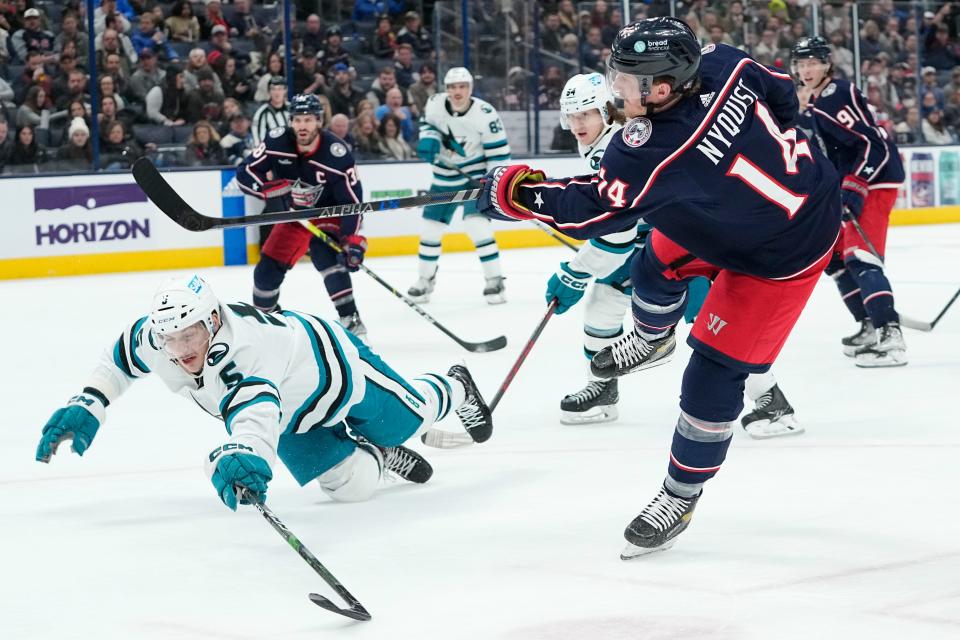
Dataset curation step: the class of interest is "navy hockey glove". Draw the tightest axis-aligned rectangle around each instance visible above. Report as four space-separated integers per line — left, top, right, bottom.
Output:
208 445 273 510
36 390 107 463
841 174 869 219
416 135 441 164
477 165 546 222
337 234 367 271
545 262 592 314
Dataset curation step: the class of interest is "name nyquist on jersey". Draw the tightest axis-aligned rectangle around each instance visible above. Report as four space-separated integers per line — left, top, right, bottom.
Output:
800 78 905 188
419 94 511 186
236 127 364 236
515 44 842 280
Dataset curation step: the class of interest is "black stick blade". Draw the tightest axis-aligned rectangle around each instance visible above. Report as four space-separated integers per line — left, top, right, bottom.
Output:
309 593 372 621
132 157 211 231
461 335 507 353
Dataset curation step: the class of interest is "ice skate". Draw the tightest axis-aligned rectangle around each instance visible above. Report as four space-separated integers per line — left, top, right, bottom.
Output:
448 364 494 443
483 276 506 305
855 322 907 368
560 379 619 425
841 319 876 357
379 445 433 484
621 484 701 560
741 384 804 439
407 275 436 303
339 312 367 338
591 329 676 379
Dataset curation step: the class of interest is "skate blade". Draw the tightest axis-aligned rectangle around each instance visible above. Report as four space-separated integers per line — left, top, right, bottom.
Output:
744 418 805 440
560 405 618 425
854 351 908 368
484 294 507 305
620 539 675 560
408 294 431 304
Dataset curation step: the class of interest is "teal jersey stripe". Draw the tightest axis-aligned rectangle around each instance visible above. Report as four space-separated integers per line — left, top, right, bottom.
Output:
282 312 332 435
128 316 151 375
418 377 446 421
219 377 280 416
589 237 635 254
223 393 281 435
483 139 508 150
484 153 511 162
113 336 133 378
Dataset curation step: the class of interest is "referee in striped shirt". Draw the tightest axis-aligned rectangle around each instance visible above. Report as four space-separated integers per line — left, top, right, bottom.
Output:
253 76 290 144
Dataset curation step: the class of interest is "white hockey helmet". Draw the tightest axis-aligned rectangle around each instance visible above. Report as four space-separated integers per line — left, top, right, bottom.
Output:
559 72 614 129
150 274 220 339
444 66 474 92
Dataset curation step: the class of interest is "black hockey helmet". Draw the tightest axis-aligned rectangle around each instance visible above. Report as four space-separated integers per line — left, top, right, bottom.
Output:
791 36 832 63
290 93 323 118
607 17 701 103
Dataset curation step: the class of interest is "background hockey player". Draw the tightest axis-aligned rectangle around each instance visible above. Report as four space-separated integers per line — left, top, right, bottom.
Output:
792 36 908 368
237 93 370 337
478 19 840 558
411 67 512 304
35 275 493 510
549 73 802 439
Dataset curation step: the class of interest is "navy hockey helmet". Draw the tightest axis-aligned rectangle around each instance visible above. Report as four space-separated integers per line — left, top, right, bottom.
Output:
791 36 832 64
290 93 323 118
607 17 701 103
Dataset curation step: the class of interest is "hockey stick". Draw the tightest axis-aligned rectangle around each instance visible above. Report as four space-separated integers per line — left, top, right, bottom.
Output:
846 213 937 332
301 221 507 353
242 489 371 621
421 300 559 448
132 157 481 232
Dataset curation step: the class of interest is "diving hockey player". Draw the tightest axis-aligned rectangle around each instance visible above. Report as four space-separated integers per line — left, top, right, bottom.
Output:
792 36 907 367
35 275 493 510
478 19 840 557
549 73 802 438
411 67 512 304
237 93 370 337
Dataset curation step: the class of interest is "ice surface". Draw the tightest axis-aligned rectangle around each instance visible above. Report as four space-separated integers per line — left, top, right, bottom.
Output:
2 224 958 639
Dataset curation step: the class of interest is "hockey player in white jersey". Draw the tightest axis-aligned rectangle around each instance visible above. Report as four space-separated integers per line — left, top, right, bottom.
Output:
410 67 512 304
35 275 493 509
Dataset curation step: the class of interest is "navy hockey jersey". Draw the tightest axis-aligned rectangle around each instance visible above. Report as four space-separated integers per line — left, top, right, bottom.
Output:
512 44 842 280
236 127 364 236
801 78 904 187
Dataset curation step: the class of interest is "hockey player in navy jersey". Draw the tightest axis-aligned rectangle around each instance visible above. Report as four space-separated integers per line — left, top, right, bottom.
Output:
478 18 841 558
792 36 907 368
35 275 494 510
237 94 370 337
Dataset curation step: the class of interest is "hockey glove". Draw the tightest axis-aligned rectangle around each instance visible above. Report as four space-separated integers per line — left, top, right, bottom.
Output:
208 445 273 510
36 390 107 463
477 164 546 222
337 234 367 271
416 135 441 164
841 174 869 219
545 262 592 314
261 178 292 201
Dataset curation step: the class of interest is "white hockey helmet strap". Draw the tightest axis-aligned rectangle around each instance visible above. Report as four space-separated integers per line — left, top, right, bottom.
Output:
559 73 613 129
444 66 474 91
150 274 220 339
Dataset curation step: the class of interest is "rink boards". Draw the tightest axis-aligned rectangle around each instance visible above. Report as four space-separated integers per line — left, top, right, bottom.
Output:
2 146 960 279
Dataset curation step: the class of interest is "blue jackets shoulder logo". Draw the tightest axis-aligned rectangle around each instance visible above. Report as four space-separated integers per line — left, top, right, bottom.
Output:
622 117 653 148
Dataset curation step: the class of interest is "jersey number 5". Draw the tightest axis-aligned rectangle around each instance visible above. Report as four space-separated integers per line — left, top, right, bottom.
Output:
726 102 812 219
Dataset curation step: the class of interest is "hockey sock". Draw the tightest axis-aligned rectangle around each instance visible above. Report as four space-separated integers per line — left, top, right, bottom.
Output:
464 215 502 279
411 373 467 432
744 370 777 401
829 265 868 321
310 243 357 317
583 282 630 379
846 255 899 327
417 218 446 279
252 255 288 311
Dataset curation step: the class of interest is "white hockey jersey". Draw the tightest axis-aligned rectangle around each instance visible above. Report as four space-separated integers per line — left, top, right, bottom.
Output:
88 303 368 476
419 94 511 187
566 122 644 279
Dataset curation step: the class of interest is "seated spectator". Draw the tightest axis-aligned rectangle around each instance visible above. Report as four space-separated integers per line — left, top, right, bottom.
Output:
53 69 88 112
378 113 414 160
220 113 255 165
185 68 225 123
921 89 943 118
299 13 325 53
166 1 201 43
326 63 363 118
541 12 567 54
16 50 54 105
367 65 405 108
351 112 383 160
396 11 432 58
57 117 93 170
96 29 135 79
922 107 956 144
102 50 132 97
132 13 178 61
54 11 88 62
253 76 289 144
255 52 284 102
98 94 124 135
99 74 126 111
894 106 922 144
17 85 49 128
0 117 14 173
11 7 55 64
199 0 229 41
208 24 235 60
945 88 960 130
374 87 415 142
393 44 418 90
146 66 189 126
550 123 577 152
557 0 577 32
129 48 165 104
924 10 960 71
214 54 251 102
581 27 604 71
920 66 945 108
184 48 223 93
601 8 624 47
94 0 131 35
220 98 244 132
559 33 580 67
9 125 47 169
372 14 398 59
66 98 91 126
538 66 564 110
101 120 145 170
327 113 355 150
294 48 326 95
319 26 351 76
407 63 436 118
184 120 227 166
